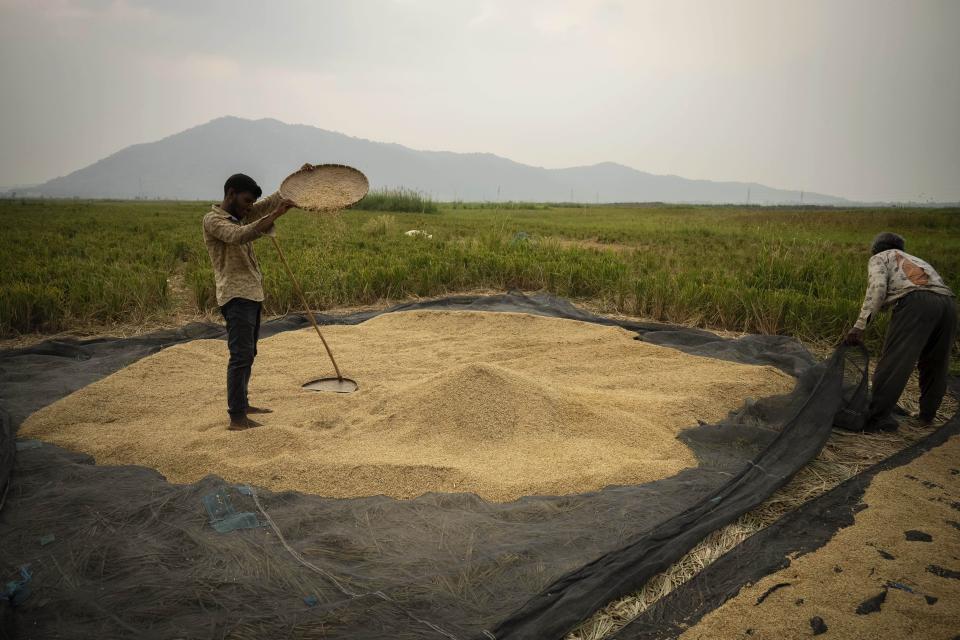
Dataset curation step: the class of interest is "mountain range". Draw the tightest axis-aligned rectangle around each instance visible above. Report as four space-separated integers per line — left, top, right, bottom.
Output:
26 116 849 204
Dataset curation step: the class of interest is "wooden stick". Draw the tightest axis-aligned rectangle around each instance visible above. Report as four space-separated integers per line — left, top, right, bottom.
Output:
270 234 344 381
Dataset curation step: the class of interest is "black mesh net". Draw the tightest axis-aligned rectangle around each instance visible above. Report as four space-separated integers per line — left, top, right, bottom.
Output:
0 293 867 639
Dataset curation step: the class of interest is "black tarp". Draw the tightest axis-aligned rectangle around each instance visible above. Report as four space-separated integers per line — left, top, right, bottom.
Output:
0 293 865 639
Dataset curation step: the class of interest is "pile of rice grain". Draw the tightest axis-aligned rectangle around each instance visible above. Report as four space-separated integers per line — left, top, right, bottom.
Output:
20 311 795 502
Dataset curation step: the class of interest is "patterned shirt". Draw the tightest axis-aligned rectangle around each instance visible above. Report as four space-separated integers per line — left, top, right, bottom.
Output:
854 249 954 329
202 192 281 307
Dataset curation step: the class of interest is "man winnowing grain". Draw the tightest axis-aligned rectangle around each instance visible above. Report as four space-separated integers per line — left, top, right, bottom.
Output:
202 170 309 431
844 232 956 432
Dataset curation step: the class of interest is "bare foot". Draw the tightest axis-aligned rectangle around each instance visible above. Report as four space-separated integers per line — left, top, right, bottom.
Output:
228 416 263 431
246 406 273 415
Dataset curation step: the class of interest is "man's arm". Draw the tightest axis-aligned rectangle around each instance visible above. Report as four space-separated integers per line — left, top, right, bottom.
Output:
247 163 317 221
247 192 283 219
247 165 315 218
204 201 295 245
854 255 888 329
845 255 888 344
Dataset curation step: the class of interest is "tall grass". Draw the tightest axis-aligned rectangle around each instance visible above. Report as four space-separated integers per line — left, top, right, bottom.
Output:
361 214 397 236
352 188 438 213
445 201 551 210
1 200 957 365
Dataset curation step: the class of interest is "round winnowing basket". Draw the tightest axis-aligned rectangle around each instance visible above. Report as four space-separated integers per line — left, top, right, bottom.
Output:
279 164 369 211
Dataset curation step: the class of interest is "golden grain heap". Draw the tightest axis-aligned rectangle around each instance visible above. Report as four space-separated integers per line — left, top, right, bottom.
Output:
21 311 794 502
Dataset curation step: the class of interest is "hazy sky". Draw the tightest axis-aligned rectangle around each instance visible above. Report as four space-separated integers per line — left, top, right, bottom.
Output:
1 0 958 201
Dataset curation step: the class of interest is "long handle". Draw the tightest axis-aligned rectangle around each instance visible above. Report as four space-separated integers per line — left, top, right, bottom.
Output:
270 235 344 381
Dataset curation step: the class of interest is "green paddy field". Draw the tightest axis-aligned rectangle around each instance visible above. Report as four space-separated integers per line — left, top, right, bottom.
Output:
2 199 957 364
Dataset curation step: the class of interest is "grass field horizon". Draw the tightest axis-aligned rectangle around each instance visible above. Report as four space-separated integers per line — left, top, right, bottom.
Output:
2 198 957 364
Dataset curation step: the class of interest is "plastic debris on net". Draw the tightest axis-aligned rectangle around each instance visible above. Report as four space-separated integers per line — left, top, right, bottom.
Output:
201 487 260 533
1 565 32 606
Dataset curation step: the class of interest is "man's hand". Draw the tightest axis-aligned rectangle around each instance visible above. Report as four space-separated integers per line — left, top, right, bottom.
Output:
843 327 864 346
269 198 297 224
254 199 297 235
272 198 296 218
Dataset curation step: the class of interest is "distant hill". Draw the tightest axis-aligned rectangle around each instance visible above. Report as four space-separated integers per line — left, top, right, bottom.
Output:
31 116 849 204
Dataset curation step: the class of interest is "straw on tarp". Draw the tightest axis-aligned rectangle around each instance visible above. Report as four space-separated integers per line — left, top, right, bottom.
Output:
279 164 369 211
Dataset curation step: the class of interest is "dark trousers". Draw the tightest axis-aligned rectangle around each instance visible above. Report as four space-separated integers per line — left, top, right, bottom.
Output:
221 298 262 417
869 290 957 423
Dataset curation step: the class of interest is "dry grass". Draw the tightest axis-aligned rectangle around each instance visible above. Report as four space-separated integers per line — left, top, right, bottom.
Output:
0 289 513 350
566 375 957 640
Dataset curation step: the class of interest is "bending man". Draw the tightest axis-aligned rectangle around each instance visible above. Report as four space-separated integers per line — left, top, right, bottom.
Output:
845 232 956 431
203 172 296 430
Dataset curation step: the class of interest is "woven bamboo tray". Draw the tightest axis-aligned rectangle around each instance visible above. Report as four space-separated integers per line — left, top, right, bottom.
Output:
279 164 369 211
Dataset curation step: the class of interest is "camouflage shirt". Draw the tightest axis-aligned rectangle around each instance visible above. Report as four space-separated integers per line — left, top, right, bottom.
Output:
854 249 954 329
202 192 281 307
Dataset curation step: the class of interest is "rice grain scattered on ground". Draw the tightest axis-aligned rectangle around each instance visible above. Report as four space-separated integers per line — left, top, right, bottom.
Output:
677 434 960 640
